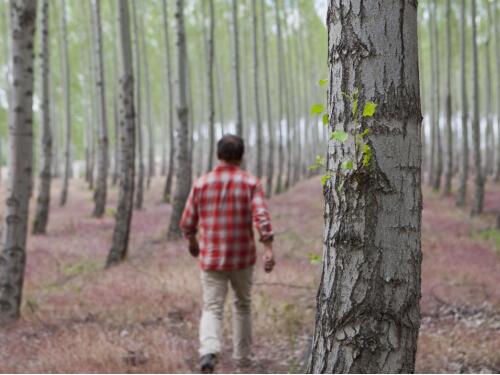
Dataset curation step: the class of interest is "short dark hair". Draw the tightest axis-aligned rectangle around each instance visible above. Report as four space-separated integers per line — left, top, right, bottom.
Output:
217 134 245 162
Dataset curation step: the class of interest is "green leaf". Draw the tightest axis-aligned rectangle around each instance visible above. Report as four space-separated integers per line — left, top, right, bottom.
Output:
362 101 377 118
362 144 372 167
321 174 330 186
308 164 320 171
341 160 354 170
318 79 328 87
310 103 325 115
360 128 370 138
352 99 358 117
309 253 322 265
330 130 348 143
322 114 329 126
315 155 326 166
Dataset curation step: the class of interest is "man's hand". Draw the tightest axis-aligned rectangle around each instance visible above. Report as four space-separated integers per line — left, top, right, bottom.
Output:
188 235 199 258
263 242 275 273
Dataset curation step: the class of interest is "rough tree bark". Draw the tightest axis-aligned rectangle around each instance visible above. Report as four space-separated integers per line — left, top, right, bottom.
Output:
92 0 109 218
456 0 469 206
261 0 274 196
33 0 52 235
443 0 453 195
231 0 243 137
162 0 175 202
471 0 484 215
252 0 263 178
0 0 37 323
106 0 136 267
167 0 192 239
59 0 71 206
308 1 422 372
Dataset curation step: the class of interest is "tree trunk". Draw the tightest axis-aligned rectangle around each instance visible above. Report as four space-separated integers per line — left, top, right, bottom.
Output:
457 0 469 206
92 0 109 218
0 0 37 323
131 0 144 210
59 0 71 207
494 0 500 182
274 0 284 195
252 0 262 178
33 0 52 235
162 0 175 203
261 0 274 196
484 1 494 178
167 0 192 239
308 1 422 372
205 0 216 172
471 0 484 215
431 0 442 191
231 0 243 137
443 0 453 195
106 0 136 268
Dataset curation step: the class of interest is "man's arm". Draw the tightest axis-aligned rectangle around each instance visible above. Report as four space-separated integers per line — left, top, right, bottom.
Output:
252 182 275 272
180 187 199 258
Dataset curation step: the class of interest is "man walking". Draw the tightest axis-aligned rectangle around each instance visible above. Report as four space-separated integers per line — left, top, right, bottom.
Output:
180 135 275 373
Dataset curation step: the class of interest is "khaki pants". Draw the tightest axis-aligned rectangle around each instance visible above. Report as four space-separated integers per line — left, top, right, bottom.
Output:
199 266 253 361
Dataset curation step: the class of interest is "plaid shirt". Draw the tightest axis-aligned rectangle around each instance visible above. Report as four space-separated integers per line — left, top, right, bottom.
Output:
180 163 274 271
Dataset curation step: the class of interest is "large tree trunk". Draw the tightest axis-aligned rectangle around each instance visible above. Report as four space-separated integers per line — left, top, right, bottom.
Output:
252 0 262 178
167 0 192 239
92 0 109 218
274 0 284 195
494 0 500 182
131 0 144 210
0 0 37 323
231 0 243 137
308 1 422 372
59 0 71 207
457 0 469 206
162 0 175 203
261 0 274 196
471 0 484 215
33 0 52 235
443 0 453 195
106 0 135 268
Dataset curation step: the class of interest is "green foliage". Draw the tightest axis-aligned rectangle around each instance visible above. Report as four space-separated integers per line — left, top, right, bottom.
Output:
321 174 331 187
362 101 377 118
308 155 326 171
330 130 348 142
310 103 325 115
318 79 328 87
341 159 354 170
308 253 322 265
362 144 372 167
322 114 329 126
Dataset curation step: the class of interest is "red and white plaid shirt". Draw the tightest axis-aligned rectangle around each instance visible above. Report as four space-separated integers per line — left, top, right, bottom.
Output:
180 163 274 271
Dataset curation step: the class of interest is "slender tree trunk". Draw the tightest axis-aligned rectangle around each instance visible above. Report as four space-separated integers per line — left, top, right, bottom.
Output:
251 0 263 178
59 0 71 206
0 0 37 323
274 0 284 195
139 5 154 188
131 0 144 210
471 0 484 215
494 0 500 182
167 0 192 239
308 1 422 371
162 0 175 203
443 0 453 195
231 0 243 137
457 0 469 206
484 1 494 177
428 3 435 187
205 0 215 172
33 0 52 235
431 0 442 191
106 0 136 268
92 0 109 218
261 0 274 196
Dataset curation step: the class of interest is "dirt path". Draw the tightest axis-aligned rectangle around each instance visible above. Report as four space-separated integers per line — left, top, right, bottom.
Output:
0 177 499 373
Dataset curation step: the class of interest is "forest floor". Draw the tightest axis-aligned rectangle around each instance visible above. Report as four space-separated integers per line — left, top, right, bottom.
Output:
0 176 500 373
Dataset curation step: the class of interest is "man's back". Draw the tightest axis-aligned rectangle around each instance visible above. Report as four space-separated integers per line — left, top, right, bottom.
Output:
180 163 273 271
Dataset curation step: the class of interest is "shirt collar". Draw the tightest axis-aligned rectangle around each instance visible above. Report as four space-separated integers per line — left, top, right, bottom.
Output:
214 161 241 171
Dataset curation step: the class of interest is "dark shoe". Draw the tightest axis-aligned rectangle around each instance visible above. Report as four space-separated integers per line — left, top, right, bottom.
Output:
200 354 217 374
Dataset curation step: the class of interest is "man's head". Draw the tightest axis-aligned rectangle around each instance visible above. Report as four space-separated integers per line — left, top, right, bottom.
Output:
217 134 245 164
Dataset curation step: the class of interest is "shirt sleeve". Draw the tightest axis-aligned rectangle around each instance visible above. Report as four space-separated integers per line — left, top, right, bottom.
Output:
251 182 274 243
180 186 199 237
